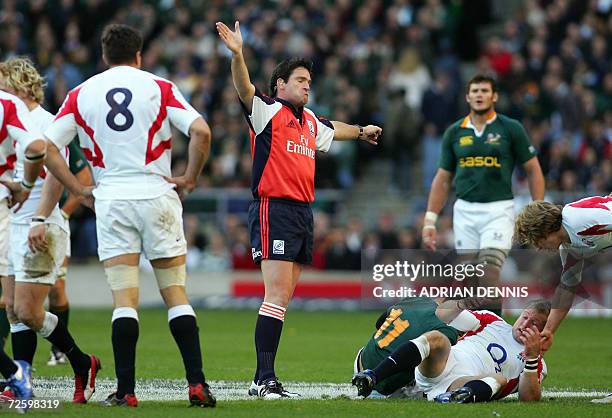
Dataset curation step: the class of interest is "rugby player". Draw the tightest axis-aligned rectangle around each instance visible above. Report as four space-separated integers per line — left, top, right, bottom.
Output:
422 74 545 314
354 297 458 397
353 299 549 403
514 196 611 352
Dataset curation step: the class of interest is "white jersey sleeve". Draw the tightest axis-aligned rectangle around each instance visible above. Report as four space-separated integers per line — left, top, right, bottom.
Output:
242 88 282 136
303 108 334 152
559 196 612 286
163 81 201 135
0 91 42 198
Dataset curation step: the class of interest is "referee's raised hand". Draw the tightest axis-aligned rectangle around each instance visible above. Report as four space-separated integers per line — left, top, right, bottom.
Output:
216 21 243 55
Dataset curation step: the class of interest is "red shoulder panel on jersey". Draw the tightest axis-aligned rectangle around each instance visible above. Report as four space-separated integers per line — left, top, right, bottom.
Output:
465 310 502 335
569 196 612 211
145 80 185 165
578 224 612 236
0 154 16 177
0 99 26 145
57 88 105 168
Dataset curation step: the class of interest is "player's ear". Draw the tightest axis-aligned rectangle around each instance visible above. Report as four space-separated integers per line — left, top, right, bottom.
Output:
492 91 498 103
135 51 142 69
102 52 109 67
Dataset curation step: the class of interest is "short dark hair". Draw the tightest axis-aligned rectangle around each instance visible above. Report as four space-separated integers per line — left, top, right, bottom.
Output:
467 74 497 93
101 24 143 65
269 58 313 96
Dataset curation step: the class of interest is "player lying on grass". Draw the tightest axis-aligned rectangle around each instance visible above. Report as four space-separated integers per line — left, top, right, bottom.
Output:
354 297 458 397
514 196 611 352
353 299 550 403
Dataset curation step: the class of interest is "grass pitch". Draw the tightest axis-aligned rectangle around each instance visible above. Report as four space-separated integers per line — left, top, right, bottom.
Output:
12 309 612 417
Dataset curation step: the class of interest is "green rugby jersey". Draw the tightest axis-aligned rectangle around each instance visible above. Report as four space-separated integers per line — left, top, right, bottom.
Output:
360 297 458 395
438 112 537 203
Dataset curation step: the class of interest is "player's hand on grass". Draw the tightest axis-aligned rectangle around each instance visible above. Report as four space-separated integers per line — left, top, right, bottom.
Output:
359 125 382 145
164 175 196 200
422 225 437 250
216 21 243 55
540 329 554 353
1 180 31 213
28 223 47 252
519 325 542 357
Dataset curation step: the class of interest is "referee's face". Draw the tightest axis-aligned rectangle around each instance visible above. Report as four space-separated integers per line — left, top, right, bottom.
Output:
278 67 312 107
466 82 498 115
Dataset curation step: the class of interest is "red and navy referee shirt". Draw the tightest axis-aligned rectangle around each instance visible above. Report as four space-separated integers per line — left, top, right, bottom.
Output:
241 88 335 203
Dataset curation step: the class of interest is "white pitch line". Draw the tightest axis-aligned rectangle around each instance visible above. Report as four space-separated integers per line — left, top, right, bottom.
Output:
31 378 609 402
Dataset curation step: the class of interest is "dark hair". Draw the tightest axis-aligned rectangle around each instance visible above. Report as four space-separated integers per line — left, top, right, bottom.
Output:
269 58 313 96
467 74 497 93
101 24 143 65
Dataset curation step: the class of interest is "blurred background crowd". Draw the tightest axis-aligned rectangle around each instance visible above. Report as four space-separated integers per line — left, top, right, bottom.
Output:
0 0 610 270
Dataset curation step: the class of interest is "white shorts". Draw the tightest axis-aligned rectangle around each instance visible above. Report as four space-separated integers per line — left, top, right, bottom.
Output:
453 199 514 252
95 189 187 261
64 218 71 258
0 199 9 276
415 347 490 400
11 223 68 285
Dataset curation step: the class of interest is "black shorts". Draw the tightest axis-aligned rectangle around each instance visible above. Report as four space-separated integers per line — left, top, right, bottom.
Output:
248 198 313 264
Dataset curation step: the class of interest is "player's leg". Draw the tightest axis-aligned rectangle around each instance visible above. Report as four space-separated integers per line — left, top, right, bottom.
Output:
0 291 9 350
47 257 70 365
4 275 37 367
0 202 10 350
7 224 38 367
353 331 451 397
99 252 140 407
435 374 507 403
14 224 99 404
140 190 214 407
153 255 215 407
477 201 514 315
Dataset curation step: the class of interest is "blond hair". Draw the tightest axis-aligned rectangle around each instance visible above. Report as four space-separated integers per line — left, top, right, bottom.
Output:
514 200 563 247
0 57 46 104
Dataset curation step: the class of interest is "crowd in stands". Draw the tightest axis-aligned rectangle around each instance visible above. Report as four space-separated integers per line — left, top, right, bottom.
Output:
0 0 609 268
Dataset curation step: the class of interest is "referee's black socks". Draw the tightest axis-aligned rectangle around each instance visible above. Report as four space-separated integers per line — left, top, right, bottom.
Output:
255 302 286 383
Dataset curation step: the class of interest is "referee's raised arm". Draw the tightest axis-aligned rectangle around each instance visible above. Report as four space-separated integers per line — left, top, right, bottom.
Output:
216 21 256 113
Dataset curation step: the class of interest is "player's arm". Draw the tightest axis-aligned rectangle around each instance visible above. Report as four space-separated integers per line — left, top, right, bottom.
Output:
44 142 91 200
216 21 255 113
60 164 93 218
434 300 482 331
422 126 456 250
0 101 46 209
28 172 65 252
422 168 453 250
184 117 211 191
330 121 381 145
522 157 545 201
517 325 543 401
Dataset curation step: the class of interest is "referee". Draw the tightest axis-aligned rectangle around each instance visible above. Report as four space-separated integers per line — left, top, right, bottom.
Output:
217 21 382 399
422 75 545 314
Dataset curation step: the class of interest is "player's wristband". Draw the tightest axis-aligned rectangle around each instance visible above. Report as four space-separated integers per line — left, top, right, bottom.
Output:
524 356 540 373
424 211 438 225
422 225 436 230
30 216 46 228
355 125 364 140
21 179 35 191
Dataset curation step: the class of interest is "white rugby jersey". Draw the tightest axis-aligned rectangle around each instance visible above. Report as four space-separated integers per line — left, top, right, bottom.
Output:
0 91 42 201
12 105 68 230
45 66 202 200
559 196 612 287
454 310 546 398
